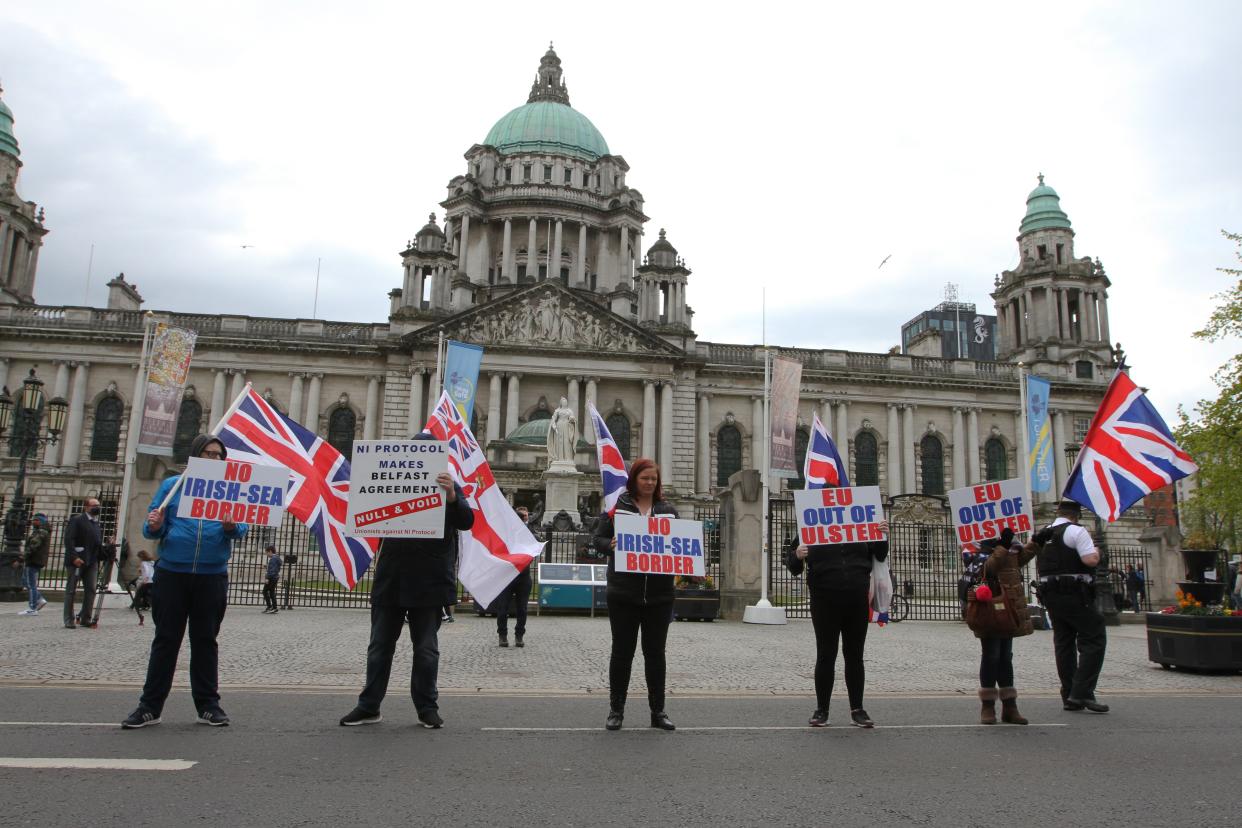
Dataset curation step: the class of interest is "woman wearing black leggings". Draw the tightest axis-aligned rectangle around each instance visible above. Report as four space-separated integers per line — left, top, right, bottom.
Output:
591 458 678 732
785 517 888 728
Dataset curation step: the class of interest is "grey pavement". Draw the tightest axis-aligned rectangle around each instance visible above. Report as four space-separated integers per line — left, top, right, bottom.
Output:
2 600 1239 699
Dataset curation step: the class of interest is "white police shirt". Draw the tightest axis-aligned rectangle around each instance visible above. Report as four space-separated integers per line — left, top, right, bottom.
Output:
1050 517 1096 560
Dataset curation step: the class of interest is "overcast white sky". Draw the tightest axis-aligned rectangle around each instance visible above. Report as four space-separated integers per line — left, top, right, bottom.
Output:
2 1 1238 421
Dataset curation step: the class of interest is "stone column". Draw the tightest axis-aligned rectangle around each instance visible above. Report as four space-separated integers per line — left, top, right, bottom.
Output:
305 374 323 434
659 381 674 477
210 369 228 430
552 219 563 280
642 380 657 459
45 360 71 465
697 392 712 493
0 227 12 285
427 367 441 420
819 399 834 445
20 242 40 296
1044 285 1057 338
952 407 966 490
835 400 850 471
230 369 247 402
1059 288 1071 340
527 218 538 281
502 219 513 282
0 356 9 401
505 374 521 436
619 225 630 287
576 224 588 286
886 403 901 496
902 404 916 493
486 373 503 444
566 376 580 428
583 377 598 445
288 373 304 424
363 375 380 440
1085 291 1099 341
967 408 981 484
1052 409 1068 495
411 266 425 308
1098 292 1111 345
61 362 90 468
458 213 471 275
407 367 425 436
751 395 765 473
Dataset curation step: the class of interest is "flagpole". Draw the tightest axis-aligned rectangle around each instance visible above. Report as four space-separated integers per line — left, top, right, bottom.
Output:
109 310 155 595
1018 363 1035 527
745 288 786 624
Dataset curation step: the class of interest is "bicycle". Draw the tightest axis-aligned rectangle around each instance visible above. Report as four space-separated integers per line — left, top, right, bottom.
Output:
888 593 910 623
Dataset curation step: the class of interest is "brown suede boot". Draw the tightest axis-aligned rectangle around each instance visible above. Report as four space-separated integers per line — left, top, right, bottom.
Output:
999 687 1028 725
978 687 998 724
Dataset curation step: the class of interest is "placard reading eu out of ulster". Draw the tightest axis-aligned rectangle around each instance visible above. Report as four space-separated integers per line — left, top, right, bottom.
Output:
346 440 450 538
613 514 706 577
793 486 886 545
947 478 1032 545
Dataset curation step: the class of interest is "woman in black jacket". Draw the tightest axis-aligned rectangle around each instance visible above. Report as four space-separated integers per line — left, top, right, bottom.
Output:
785 513 888 728
591 458 678 732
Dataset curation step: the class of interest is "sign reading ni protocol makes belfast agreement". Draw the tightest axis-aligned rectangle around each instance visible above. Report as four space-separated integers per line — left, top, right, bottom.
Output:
793 486 886 545
613 514 706 576
947 478 1032 544
182 457 289 527
346 440 449 538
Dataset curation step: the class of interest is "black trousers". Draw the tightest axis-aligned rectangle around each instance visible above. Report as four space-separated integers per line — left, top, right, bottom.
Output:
978 636 1015 688
1044 587 1107 701
357 605 442 715
262 577 278 610
63 562 98 626
809 588 870 711
139 570 229 715
607 598 673 712
496 568 532 637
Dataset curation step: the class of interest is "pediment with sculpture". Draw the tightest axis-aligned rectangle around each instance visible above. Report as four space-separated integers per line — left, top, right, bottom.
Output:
405 282 683 357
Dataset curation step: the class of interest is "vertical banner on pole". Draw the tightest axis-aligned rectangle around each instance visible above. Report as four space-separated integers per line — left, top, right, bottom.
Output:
137 323 198 456
769 355 802 479
443 340 484 423
1025 374 1053 493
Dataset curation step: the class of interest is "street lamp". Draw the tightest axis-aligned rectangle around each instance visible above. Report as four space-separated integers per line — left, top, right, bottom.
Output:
0 368 69 599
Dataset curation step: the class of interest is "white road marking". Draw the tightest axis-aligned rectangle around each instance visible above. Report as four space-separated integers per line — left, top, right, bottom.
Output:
0 721 119 727
482 723 1069 732
0 758 195 770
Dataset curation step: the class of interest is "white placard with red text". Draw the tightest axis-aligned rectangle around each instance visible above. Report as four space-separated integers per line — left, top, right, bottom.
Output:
182 457 288 527
948 478 1032 545
346 440 449 538
793 486 886 545
613 514 706 576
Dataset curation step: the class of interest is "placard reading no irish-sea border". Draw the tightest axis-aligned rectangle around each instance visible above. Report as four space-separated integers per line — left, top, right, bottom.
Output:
793 486 885 545
346 440 449 538
182 457 289 527
947 479 1032 545
613 514 706 576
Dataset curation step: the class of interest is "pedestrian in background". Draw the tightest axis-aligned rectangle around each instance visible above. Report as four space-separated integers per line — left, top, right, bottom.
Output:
971 528 1036 725
494 505 533 647
17 513 50 616
63 497 106 629
263 545 281 614
1124 563 1143 613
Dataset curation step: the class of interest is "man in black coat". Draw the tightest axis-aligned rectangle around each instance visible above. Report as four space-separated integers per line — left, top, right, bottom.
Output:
340 470 474 728
63 497 106 629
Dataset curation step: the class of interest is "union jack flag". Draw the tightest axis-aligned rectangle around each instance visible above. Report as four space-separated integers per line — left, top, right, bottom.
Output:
803 413 850 489
425 390 543 608
1063 370 1197 522
215 384 378 589
587 402 628 515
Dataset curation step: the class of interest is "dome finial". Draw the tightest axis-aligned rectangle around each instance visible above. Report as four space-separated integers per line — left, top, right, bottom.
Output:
528 43 570 105
1037 172 1044 186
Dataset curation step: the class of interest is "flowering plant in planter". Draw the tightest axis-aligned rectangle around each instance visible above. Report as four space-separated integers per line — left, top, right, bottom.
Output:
1159 589 1241 617
675 575 715 590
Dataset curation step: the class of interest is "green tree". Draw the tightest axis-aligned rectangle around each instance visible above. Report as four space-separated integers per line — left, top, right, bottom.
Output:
1176 230 1241 550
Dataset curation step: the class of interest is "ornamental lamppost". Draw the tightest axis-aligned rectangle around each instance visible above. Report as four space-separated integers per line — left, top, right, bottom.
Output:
0 369 69 598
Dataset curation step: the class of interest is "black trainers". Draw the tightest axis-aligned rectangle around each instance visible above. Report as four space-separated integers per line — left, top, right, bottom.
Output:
605 709 624 731
198 707 230 727
650 711 676 731
1066 697 1110 713
339 707 382 726
808 709 829 727
121 708 161 729
849 708 875 728
498 634 509 648
515 635 525 648
417 710 443 729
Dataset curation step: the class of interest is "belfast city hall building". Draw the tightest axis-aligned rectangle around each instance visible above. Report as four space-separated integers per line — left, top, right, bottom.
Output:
0 48 1143 609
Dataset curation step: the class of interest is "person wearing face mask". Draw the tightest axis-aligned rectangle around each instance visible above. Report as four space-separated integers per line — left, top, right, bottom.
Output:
591 458 679 732
122 435 248 729
63 497 106 629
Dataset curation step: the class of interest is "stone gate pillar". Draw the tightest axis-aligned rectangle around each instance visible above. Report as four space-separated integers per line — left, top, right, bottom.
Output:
1139 525 1182 607
719 469 763 620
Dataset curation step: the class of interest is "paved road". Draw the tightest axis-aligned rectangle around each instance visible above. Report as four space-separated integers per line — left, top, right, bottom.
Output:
0 688 1237 827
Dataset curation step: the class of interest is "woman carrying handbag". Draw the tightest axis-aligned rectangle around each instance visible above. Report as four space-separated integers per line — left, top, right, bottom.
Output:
964 527 1036 725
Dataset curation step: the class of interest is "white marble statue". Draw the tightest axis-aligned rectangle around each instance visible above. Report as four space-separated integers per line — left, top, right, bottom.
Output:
546 396 577 464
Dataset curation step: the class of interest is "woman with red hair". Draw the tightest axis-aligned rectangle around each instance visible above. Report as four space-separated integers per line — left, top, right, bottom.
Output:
591 458 679 732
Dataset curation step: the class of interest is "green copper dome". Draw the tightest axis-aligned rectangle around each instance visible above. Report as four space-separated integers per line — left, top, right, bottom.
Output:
484 100 609 161
1019 174 1071 235
0 86 20 159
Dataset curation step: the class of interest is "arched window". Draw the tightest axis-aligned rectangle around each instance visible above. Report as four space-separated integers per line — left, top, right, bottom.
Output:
920 435 944 495
985 437 1008 481
173 399 203 464
716 425 742 487
327 407 356 457
791 427 810 490
90 396 124 462
855 432 878 486
605 412 631 460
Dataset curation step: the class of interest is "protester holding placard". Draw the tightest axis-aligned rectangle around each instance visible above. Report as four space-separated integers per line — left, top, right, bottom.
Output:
785 489 888 729
967 528 1036 725
591 458 679 732
123 435 250 729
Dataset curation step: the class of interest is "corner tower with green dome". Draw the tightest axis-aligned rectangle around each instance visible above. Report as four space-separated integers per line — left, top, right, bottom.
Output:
387 46 694 340
991 175 1113 374
0 82 47 305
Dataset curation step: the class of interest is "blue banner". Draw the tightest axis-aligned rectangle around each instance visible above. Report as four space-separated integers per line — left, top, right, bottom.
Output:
1026 375 1053 493
443 340 484 423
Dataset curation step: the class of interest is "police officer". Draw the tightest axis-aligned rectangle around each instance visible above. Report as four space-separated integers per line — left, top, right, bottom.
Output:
1032 499 1108 713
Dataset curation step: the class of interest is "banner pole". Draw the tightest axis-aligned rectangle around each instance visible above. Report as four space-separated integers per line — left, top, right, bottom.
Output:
1018 363 1035 528
744 290 786 624
110 311 155 593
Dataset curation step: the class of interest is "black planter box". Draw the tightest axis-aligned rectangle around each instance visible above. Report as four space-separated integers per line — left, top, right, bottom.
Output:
674 589 720 621
1146 612 1242 672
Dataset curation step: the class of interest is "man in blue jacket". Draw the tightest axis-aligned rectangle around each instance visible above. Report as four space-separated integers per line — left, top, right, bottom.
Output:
122 435 249 729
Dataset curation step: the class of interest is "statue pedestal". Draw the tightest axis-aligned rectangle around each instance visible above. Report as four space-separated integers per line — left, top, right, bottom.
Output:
542 461 584 528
